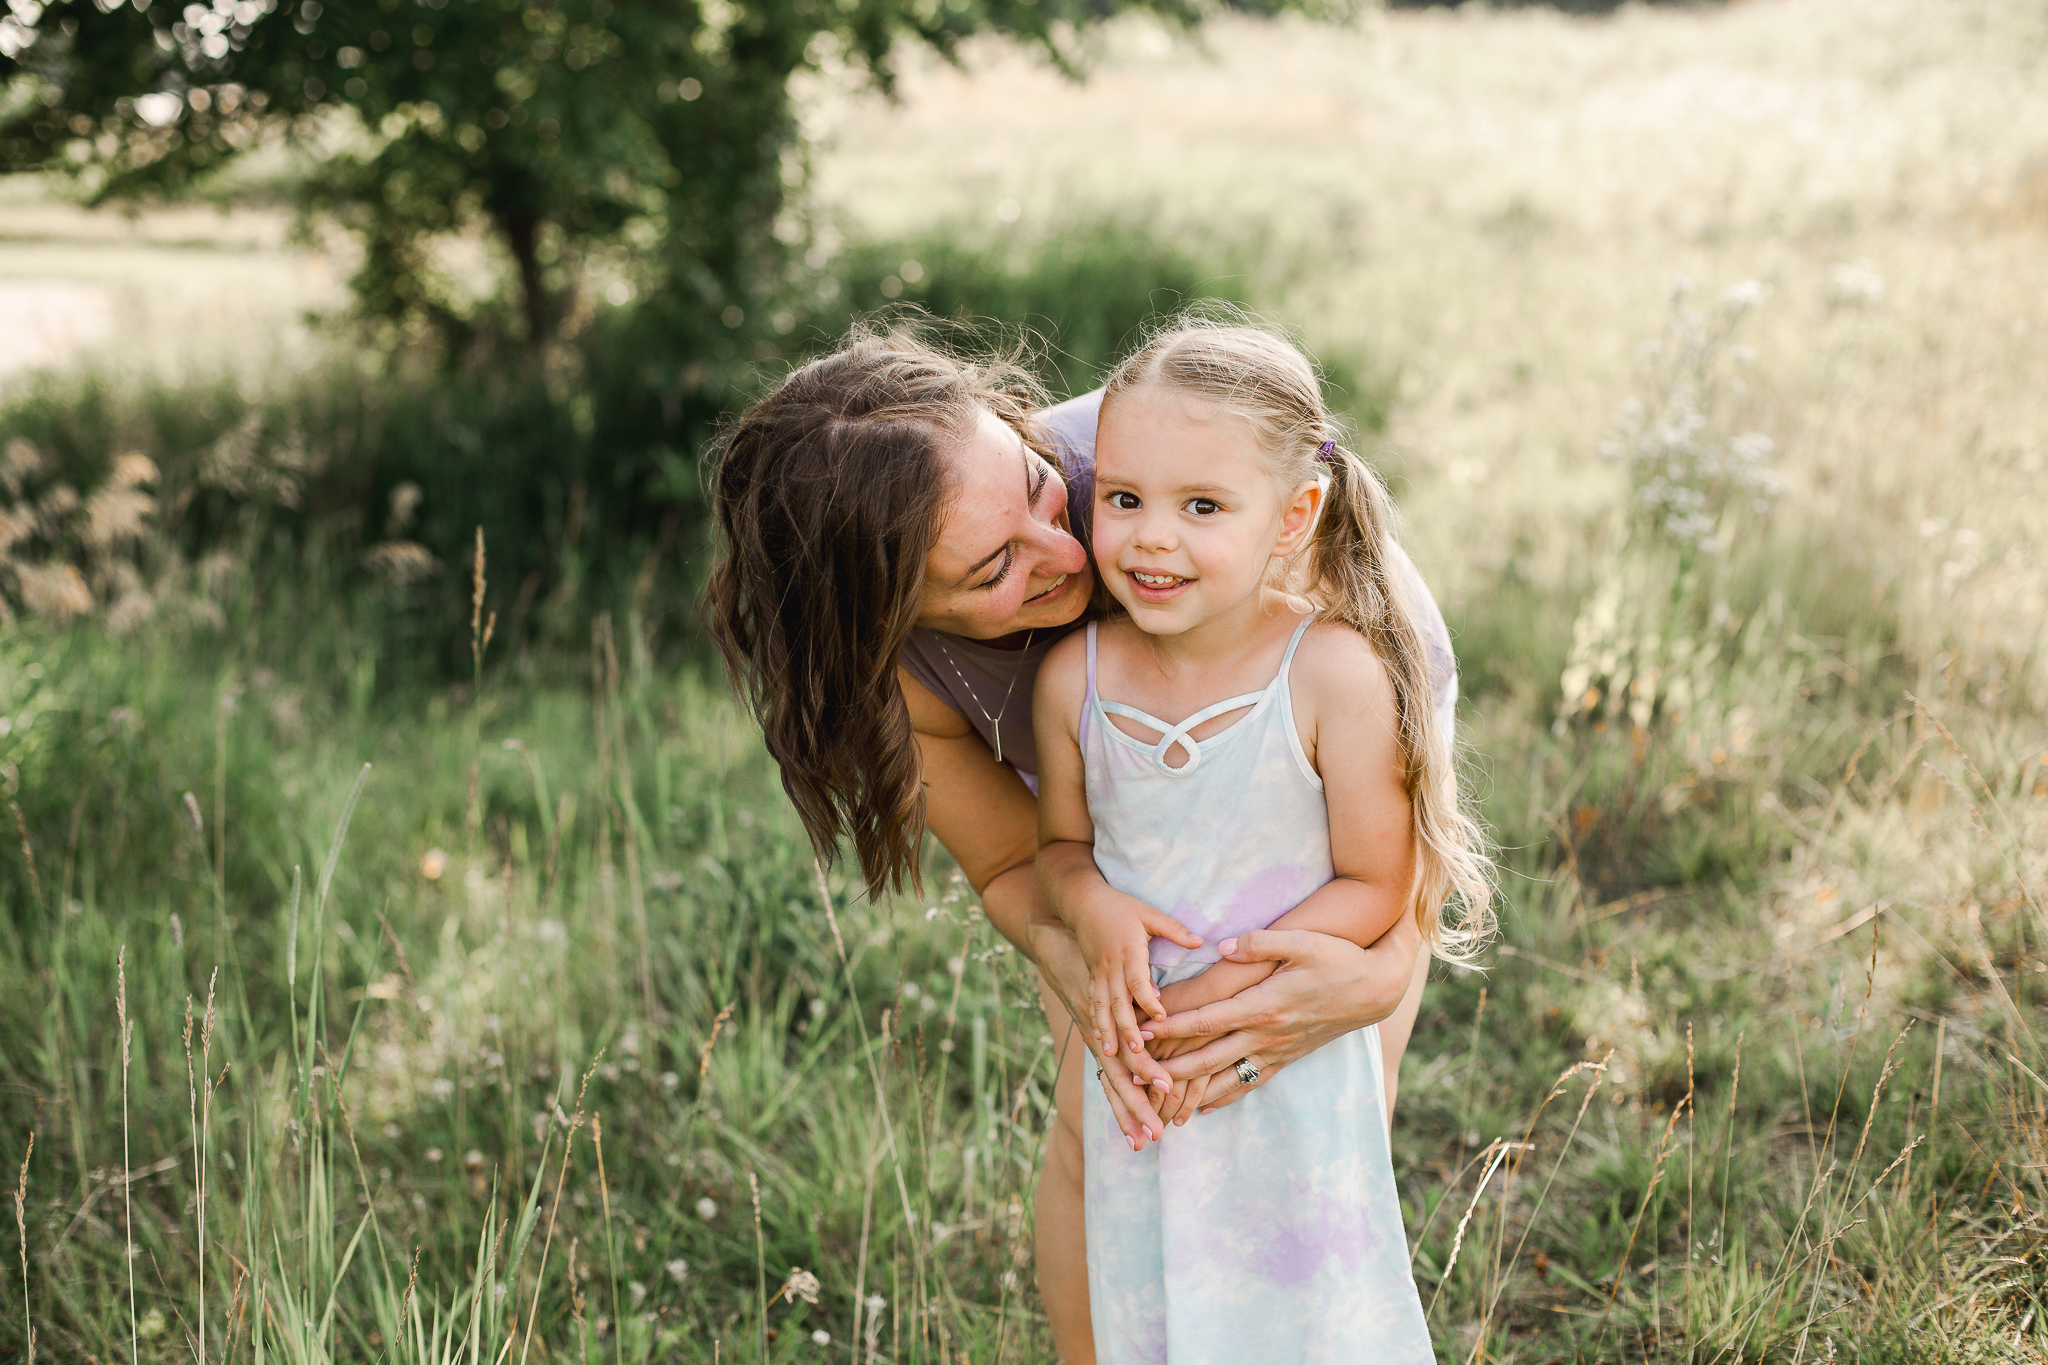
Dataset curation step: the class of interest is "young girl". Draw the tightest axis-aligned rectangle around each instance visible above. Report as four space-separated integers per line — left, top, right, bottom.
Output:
1033 319 1492 1363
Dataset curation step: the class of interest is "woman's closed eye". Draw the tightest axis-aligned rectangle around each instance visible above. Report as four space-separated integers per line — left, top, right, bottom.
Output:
973 459 1054 590
975 548 1015 591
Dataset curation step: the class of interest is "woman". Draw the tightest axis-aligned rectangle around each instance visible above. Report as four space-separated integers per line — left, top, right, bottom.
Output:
705 323 1453 1362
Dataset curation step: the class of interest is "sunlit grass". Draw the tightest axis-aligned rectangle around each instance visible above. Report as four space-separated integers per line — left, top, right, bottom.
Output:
4 0 2048 1360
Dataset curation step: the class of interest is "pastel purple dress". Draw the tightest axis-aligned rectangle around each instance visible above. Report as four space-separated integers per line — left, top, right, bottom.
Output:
1078 618 1435 1364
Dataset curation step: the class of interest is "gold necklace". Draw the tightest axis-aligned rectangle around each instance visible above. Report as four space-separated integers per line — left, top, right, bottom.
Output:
932 630 1036 766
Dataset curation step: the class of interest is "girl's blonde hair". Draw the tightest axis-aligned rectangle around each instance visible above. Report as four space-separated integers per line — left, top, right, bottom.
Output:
1101 312 1495 963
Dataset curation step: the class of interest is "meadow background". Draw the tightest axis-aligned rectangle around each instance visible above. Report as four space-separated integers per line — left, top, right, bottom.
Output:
4 0 2048 1360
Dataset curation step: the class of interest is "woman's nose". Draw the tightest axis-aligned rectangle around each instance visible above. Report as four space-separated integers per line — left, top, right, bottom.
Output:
1027 515 1088 576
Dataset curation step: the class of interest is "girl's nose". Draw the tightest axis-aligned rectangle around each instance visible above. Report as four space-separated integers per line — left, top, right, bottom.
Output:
1132 511 1177 554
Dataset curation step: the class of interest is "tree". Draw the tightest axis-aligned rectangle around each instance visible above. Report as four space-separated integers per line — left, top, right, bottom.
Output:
1 0 1260 349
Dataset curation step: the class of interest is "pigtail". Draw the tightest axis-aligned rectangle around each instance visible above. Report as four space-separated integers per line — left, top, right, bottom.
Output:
1105 310 1495 963
1310 445 1495 963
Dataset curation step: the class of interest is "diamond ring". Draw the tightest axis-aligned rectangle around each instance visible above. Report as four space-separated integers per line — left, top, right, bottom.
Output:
1234 1058 1260 1087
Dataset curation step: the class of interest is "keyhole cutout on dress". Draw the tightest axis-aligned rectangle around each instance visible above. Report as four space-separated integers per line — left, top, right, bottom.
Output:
1102 701 1260 771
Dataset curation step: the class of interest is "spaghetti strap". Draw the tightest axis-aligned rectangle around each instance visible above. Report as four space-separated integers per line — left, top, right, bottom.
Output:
1277 614 1316 680
1080 623 1099 750
1269 613 1318 687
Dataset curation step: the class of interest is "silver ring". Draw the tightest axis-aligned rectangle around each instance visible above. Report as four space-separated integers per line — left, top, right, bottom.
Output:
1234 1058 1260 1087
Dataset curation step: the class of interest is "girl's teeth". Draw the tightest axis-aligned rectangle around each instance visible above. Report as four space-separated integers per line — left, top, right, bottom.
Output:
1134 572 1180 587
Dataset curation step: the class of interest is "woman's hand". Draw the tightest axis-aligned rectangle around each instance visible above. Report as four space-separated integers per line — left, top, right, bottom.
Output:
1144 923 1422 1114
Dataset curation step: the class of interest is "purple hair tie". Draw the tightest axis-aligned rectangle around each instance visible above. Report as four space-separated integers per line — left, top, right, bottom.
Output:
1317 440 1336 462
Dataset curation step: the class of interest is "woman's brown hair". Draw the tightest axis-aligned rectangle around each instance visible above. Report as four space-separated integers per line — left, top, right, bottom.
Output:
704 321 1049 896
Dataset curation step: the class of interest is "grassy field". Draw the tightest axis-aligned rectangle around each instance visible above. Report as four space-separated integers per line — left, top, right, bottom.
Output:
5 0 2048 1361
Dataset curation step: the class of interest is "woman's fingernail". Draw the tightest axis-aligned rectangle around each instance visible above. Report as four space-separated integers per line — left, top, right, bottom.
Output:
1198 1107 1213 1116
1218 937 1238 955
1139 1030 1155 1041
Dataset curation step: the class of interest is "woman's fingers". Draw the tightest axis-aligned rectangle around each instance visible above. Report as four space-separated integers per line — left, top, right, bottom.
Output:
1197 1055 1276 1116
1099 1055 1164 1146
1139 906 1205 952
1157 1030 1281 1083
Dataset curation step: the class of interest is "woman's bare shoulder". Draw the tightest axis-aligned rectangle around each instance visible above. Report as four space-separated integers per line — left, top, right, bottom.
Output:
899 667 973 738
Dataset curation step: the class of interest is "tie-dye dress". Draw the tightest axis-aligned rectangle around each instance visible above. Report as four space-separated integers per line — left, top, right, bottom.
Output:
1078 617 1435 1364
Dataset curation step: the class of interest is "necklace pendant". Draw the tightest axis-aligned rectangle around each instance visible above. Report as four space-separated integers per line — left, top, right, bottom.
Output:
992 721 1003 766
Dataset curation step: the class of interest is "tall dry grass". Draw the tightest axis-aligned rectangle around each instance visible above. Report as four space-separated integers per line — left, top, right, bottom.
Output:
3 0 2047 1360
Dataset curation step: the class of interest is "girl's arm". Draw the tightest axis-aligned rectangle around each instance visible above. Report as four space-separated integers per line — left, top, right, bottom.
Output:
1148 626 1417 1040
900 667 1169 1142
1032 635 1195 1096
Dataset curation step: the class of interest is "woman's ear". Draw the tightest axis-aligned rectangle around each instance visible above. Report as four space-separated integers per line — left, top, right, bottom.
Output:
1272 478 1326 558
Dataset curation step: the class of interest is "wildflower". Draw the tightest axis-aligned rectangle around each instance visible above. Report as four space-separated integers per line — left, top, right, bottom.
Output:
665 1259 689 1284
696 1196 718 1221
812 1330 831 1345
776 1267 821 1306
16 561 91 620
366 541 441 586
628 1281 646 1307
425 1147 443 1163
420 848 447 880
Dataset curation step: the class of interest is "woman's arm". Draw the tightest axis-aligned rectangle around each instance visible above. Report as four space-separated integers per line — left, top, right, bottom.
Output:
900 667 1169 1142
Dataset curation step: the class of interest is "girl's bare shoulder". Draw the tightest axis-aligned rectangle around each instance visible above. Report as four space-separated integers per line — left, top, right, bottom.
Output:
1035 629 1093 728
1289 617 1397 724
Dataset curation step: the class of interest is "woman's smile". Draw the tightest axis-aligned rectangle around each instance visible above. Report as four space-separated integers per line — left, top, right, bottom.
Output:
1026 572 1076 606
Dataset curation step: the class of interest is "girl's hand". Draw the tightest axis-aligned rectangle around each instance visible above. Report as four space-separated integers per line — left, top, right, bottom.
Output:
1147 925 1421 1113
1154 1070 1217 1128
1056 871 1200 1088
1025 911 1169 1145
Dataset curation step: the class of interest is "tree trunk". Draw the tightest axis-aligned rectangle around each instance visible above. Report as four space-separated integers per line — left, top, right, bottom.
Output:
501 209 548 348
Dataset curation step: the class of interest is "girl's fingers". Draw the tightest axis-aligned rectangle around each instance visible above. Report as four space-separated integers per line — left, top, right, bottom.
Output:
1088 981 1120 1057
1155 1080 1181 1126
1177 1072 1211 1124
1139 907 1205 951
1131 971 1168 1024
1109 988 1153 1074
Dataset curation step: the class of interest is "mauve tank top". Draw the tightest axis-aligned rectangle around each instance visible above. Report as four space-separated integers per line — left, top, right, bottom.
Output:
899 389 1459 790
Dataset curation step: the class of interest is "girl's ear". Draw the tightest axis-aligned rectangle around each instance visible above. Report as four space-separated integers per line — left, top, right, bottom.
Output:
1272 477 1326 558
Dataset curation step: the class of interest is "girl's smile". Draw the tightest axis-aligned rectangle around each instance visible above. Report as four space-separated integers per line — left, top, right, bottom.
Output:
1125 568 1194 603
1093 385 1320 643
